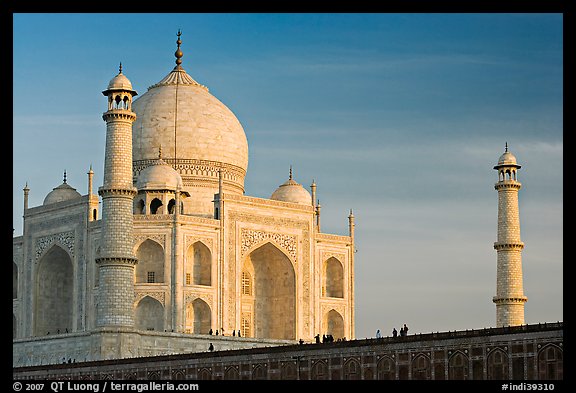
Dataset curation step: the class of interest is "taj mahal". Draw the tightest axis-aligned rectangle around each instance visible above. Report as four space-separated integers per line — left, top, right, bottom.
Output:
12 32 356 367
13 32 532 370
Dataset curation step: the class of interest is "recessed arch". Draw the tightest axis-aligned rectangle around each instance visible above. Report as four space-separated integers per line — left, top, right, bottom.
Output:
185 298 212 334
343 358 361 380
487 348 508 380
448 351 469 380
252 364 266 380
242 242 295 340
412 353 431 380
224 366 240 380
324 257 344 298
135 239 164 283
186 241 211 286
377 356 395 380
281 362 297 380
198 368 212 380
34 245 73 336
135 296 164 331
311 360 328 380
323 309 344 339
538 344 563 380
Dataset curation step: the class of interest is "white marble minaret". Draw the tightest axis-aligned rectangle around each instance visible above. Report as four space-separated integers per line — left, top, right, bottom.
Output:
96 64 139 327
493 143 527 327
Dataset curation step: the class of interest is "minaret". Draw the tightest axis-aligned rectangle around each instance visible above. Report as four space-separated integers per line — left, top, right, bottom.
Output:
493 143 527 327
96 63 139 328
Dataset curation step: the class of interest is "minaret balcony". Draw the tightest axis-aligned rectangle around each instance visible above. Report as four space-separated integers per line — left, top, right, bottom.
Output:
493 241 524 250
102 110 136 121
493 296 528 304
494 181 521 191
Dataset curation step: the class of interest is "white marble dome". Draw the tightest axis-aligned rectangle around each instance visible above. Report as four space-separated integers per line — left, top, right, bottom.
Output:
271 175 312 205
136 158 183 191
131 66 249 188
43 182 81 205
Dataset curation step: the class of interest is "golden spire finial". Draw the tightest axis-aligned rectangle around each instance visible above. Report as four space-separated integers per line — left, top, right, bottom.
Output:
175 30 183 68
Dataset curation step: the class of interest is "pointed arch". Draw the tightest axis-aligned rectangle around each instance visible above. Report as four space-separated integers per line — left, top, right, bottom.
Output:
252 364 266 380
135 239 165 283
135 296 164 331
448 351 469 380
185 298 212 334
242 242 295 340
538 344 563 380
487 348 508 380
34 245 73 336
343 358 361 380
323 309 344 339
224 366 240 380
198 368 212 380
186 241 212 286
281 362 297 380
412 353 431 380
311 360 328 380
377 356 396 380
323 257 344 298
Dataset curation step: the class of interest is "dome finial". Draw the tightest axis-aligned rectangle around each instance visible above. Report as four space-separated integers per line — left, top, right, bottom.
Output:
119 62 123 74
63 170 67 184
158 145 162 159
289 165 293 180
175 29 183 68
505 142 508 152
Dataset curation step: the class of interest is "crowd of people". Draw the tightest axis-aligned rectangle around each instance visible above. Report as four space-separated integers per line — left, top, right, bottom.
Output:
207 324 410 352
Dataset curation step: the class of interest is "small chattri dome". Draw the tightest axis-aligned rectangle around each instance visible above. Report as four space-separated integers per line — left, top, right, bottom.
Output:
103 63 138 96
497 151 517 166
43 181 81 205
494 143 521 169
136 157 184 192
107 73 133 91
270 169 312 205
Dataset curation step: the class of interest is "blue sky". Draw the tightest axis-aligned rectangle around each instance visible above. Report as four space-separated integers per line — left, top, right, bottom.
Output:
13 13 562 339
